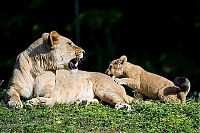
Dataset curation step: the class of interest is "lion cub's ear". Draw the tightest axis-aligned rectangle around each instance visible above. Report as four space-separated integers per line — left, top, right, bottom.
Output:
119 55 127 64
49 31 60 49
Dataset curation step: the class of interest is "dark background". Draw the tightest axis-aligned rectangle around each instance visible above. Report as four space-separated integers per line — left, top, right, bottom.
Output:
0 0 199 98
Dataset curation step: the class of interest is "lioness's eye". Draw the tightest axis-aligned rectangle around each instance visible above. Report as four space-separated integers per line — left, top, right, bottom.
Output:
68 42 72 45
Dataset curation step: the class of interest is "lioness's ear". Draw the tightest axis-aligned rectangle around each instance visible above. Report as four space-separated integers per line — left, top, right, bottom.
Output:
119 55 127 64
42 33 49 44
49 31 60 49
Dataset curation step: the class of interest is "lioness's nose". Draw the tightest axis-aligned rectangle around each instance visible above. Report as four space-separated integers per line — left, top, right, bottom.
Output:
81 48 85 54
75 47 85 56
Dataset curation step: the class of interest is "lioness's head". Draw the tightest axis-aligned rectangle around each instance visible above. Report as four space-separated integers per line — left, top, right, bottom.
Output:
105 55 127 78
30 31 85 72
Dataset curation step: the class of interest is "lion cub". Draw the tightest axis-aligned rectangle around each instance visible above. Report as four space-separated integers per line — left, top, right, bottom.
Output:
106 55 191 103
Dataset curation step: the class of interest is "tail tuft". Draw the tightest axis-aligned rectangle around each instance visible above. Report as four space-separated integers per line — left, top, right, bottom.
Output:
174 77 190 94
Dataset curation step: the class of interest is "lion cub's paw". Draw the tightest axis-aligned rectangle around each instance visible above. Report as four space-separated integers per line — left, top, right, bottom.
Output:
115 103 132 112
7 100 23 108
114 78 124 85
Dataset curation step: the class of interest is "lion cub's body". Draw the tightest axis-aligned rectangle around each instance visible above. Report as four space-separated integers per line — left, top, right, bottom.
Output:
121 64 174 99
106 55 190 103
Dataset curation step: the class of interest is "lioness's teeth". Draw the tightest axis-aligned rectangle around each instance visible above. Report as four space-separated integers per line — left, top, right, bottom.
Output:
75 62 78 67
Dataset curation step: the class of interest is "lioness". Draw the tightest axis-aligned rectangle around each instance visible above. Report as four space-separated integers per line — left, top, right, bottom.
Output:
27 69 133 111
105 55 191 103
7 31 85 108
7 31 133 110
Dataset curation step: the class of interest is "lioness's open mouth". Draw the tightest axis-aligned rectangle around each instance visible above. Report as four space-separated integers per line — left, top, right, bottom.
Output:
68 58 81 70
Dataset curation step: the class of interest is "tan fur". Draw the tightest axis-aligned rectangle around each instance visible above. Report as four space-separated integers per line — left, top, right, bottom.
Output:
27 70 133 111
7 31 85 108
7 31 133 111
106 55 191 103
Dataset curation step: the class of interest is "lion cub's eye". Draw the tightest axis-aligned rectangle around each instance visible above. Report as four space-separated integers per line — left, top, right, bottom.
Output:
115 59 121 65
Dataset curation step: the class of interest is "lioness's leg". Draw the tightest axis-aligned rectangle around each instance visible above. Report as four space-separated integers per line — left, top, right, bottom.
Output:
40 84 55 98
125 95 134 103
95 88 131 111
26 97 56 106
7 54 35 108
34 71 55 98
158 86 181 103
7 85 23 108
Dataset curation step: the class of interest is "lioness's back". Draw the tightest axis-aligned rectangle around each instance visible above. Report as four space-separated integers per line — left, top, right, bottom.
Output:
77 70 117 84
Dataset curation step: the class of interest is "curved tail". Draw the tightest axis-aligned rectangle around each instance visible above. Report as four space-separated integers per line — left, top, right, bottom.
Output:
174 77 191 95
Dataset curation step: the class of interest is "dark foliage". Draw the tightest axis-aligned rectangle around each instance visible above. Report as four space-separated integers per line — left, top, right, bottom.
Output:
0 0 199 97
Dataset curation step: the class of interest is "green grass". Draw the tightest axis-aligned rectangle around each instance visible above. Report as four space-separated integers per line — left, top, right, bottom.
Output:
0 85 200 132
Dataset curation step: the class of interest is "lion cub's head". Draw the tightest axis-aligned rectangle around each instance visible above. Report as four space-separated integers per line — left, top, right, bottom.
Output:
105 55 127 78
30 31 85 72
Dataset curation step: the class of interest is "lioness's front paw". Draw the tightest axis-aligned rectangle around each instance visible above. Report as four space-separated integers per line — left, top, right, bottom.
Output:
115 103 131 112
7 100 23 108
89 98 99 104
114 78 124 85
26 98 40 106
26 100 34 106
75 99 88 106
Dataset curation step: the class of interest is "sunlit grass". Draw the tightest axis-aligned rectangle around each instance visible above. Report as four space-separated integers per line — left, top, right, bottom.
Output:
0 83 199 132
